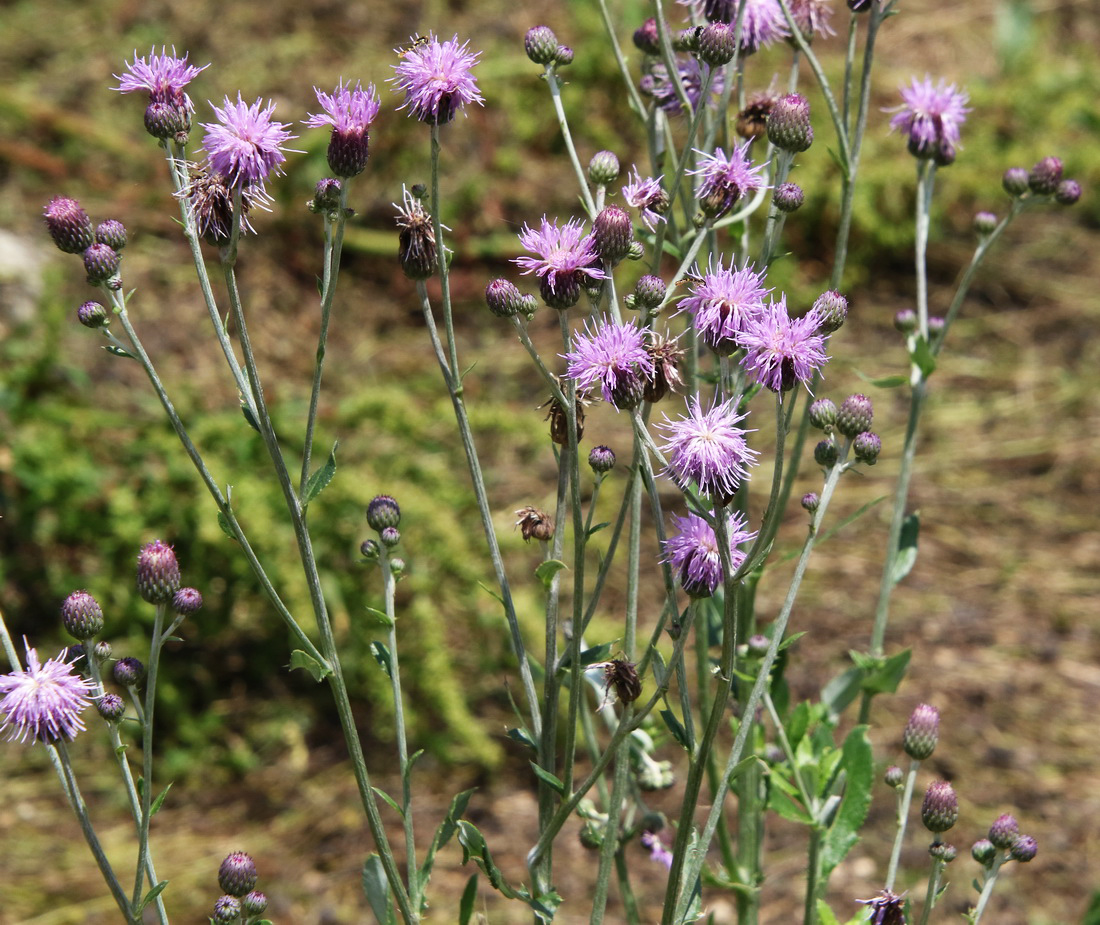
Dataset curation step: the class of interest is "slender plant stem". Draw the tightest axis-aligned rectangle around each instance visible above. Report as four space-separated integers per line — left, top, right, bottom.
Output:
969 853 1008 924
885 759 921 891
917 854 947 925
133 601 167 909
542 66 596 219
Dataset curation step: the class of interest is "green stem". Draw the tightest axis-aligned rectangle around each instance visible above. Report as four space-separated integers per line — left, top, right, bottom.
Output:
133 601 167 909
542 66 596 218
885 759 921 892
917 854 947 925
969 853 1008 924
590 730 632 925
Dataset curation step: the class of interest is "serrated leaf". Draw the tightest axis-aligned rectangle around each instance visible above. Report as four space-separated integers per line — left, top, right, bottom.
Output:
506 727 537 751
660 708 692 751
459 874 479 925
361 855 397 925
150 782 172 816
820 726 873 877
529 761 566 796
105 344 136 360
365 604 394 627
855 370 908 388
303 440 339 506
134 880 169 914
910 336 937 378
534 559 568 590
289 649 331 682
891 512 920 584
370 641 393 679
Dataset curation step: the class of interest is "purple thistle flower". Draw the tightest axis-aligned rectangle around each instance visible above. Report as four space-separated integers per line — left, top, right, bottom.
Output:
200 95 297 189
114 46 208 109
689 142 768 218
513 216 607 303
0 641 95 744
564 317 655 410
790 0 837 38
622 167 669 232
391 33 484 125
641 56 725 114
658 396 759 500
662 509 757 597
888 75 970 161
738 296 828 392
640 831 674 870
305 80 380 178
677 255 770 355
685 0 790 51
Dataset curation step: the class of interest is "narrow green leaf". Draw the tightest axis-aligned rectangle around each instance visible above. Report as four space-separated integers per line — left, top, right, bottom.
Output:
778 631 807 651
534 559 568 589
585 521 610 539
303 440 339 506
371 785 404 818
506 726 537 751
150 782 172 816
660 708 692 751
240 400 262 433
134 880 169 914
361 855 397 925
816 899 841 925
910 336 937 378
457 821 517 898
365 604 395 627
289 649 330 682
820 726 874 877
529 761 566 796
459 874 479 925
891 513 920 584
557 641 613 671
216 510 236 541
105 344 136 360
854 370 908 388
861 648 911 696
370 641 393 679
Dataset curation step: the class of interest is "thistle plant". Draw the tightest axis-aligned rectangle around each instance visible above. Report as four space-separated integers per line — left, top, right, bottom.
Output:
3 6 1084 924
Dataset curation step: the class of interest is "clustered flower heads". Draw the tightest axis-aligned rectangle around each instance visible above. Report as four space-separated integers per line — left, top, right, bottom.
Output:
0 642 95 744
889 75 970 164
391 33 484 125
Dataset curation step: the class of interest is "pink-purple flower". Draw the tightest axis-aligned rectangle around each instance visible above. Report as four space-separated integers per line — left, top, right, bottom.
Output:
114 47 208 109
391 33 484 125
658 396 758 500
678 256 770 354
888 75 970 162
513 216 607 309
640 57 725 114
305 80 380 177
0 642 94 744
684 0 790 51
200 95 297 189
622 167 668 232
738 295 828 392
689 143 768 218
662 509 757 597
564 317 655 410
640 831 674 870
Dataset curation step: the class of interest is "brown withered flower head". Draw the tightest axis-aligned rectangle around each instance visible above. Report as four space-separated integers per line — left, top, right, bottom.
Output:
515 506 554 543
176 163 266 246
856 890 906 925
602 658 642 705
643 330 685 404
542 392 586 446
736 88 780 140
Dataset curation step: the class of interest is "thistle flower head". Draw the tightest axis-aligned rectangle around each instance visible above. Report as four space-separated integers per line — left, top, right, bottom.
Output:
513 216 606 307
903 702 940 760
0 641 94 744
640 831 674 869
689 142 768 218
564 317 655 410
114 47 207 108
988 813 1020 849
60 590 104 641
662 509 757 597
921 780 959 833
218 851 258 897
691 0 790 52
658 396 759 501
136 539 181 604
790 0 836 39
200 95 297 189
678 255 770 355
856 890 906 925
391 33 484 125
305 80 380 178
738 296 829 393
176 165 269 244
641 56 724 114
889 75 970 162
622 168 669 232
43 196 94 254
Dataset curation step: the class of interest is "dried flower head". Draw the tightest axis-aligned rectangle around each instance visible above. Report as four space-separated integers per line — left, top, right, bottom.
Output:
543 394 585 446
643 330 685 403
515 506 555 542
176 164 269 244
200 96 297 189
394 186 440 280
0 642 94 744
856 890 906 925
391 33 484 125
658 396 759 501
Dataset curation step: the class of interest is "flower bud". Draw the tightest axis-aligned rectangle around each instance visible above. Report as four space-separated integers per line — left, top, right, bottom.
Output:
928 316 945 341
774 182 804 213
1002 167 1030 196
593 205 634 264
884 765 904 788
96 692 126 723
212 896 241 923
360 539 380 561
44 197 95 254
172 587 203 615
800 492 819 513
633 18 662 55
632 275 667 312
113 656 146 687
973 211 997 235
310 177 343 214
82 243 121 284
555 45 574 66
1009 834 1037 862
389 556 407 578
380 526 401 548
588 445 616 474
837 393 873 439
484 278 526 318
95 219 128 251
588 150 621 186
1055 179 1081 205
515 506 554 542
894 308 917 333
1028 156 1063 195
813 439 838 468
988 813 1019 849
921 780 959 833
94 640 112 663
77 300 110 328
524 25 559 65
242 891 268 915
813 290 848 335
137 540 181 604
971 838 996 866
853 431 882 465
903 702 940 760
929 842 957 862
767 93 814 152
747 634 769 657
697 22 735 66
144 99 191 141
61 590 104 641
366 495 401 531
540 274 581 310
809 398 837 430
218 851 258 896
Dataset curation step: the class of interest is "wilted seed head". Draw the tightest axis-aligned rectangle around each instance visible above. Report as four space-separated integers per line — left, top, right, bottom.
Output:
884 765 904 788
774 182 804 213
736 90 778 140
367 495 401 531
593 205 634 265
112 656 146 687
633 18 662 55
588 150 621 185
767 93 814 152
61 591 104 641
604 658 642 704
213 895 241 923
515 506 554 542
813 438 838 468
137 540 181 604
588 445 616 474
1028 156 1063 195
177 166 263 246
95 219 128 251
524 25 559 65
44 197 95 254
854 431 882 465
643 330 685 403
697 22 736 66
82 243 121 284
903 702 940 760
394 187 438 280
77 300 110 329
894 308 917 333
836 393 873 439
921 780 959 833
218 851 258 896
544 395 585 445
973 211 998 235
1055 178 1082 205
800 492 819 513
242 891 268 915
971 838 996 866
813 289 848 334
172 587 203 615
1010 834 1037 862
96 692 126 723
808 398 837 430
1002 167 1030 197
988 813 1020 849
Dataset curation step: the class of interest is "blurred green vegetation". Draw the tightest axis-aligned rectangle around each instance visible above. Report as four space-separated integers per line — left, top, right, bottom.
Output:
1 0 1098 787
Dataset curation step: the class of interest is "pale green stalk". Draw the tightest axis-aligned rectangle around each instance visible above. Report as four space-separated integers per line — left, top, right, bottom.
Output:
541 65 596 219
590 725 632 925
132 601 167 911
885 759 921 891
917 852 947 925
969 853 1009 924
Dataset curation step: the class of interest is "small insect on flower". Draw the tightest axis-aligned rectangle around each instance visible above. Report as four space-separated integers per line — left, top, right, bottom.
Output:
598 658 642 707
398 34 430 53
